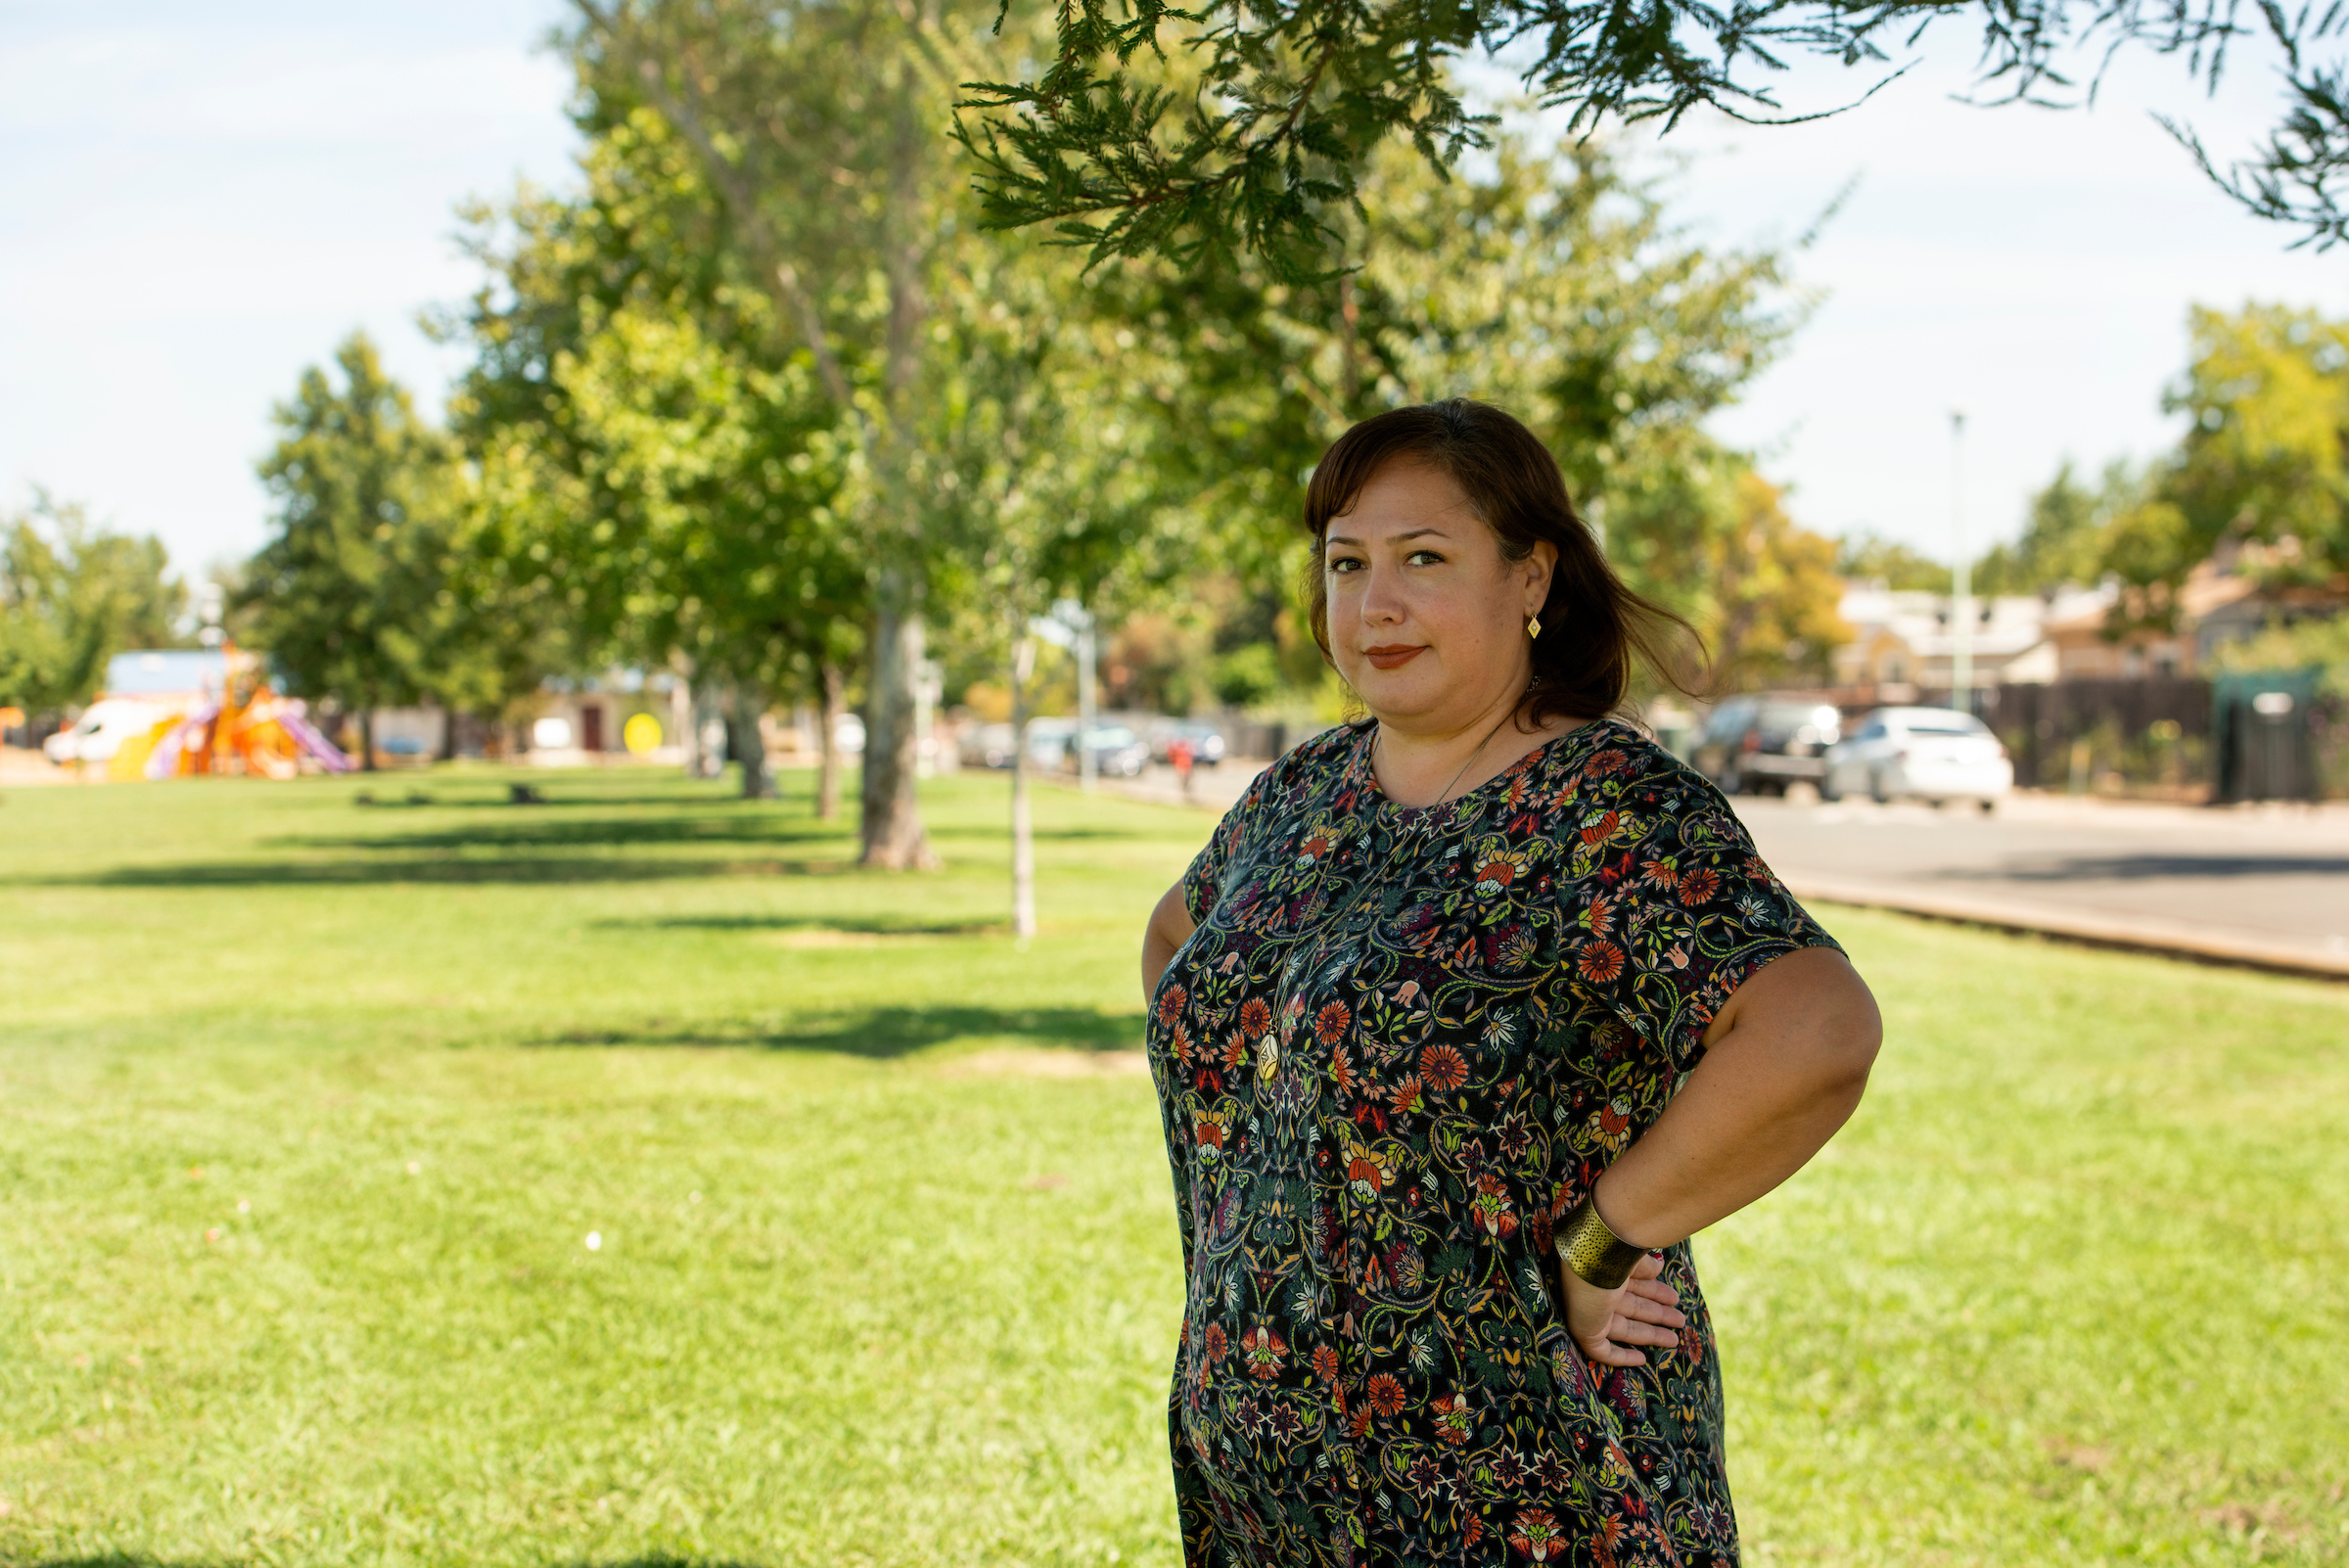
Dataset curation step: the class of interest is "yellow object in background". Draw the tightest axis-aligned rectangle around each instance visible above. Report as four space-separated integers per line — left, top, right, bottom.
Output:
622 713 663 756
110 720 169 781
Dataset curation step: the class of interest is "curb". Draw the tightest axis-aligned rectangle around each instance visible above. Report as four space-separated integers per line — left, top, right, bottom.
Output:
1782 874 2349 985
1069 774 2349 985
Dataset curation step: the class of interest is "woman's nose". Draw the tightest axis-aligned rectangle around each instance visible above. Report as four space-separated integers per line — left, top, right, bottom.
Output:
1357 563 1405 624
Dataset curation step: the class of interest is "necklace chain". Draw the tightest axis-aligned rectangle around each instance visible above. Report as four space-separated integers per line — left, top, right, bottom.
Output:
1375 707 1517 810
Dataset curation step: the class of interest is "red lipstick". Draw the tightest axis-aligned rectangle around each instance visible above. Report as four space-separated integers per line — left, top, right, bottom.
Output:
1362 644 1426 670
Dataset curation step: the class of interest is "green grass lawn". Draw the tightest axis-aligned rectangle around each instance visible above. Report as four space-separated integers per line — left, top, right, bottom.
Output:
0 765 2343 1566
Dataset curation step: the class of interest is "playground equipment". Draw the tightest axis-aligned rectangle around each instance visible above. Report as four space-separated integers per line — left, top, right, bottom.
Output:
105 648 352 780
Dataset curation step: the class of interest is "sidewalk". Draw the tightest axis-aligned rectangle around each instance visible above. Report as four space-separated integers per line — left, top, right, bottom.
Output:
0 745 77 786
1081 760 2349 985
1772 869 2349 983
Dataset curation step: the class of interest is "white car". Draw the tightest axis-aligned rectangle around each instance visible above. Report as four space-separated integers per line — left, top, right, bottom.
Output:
1823 707 2013 810
43 699 171 764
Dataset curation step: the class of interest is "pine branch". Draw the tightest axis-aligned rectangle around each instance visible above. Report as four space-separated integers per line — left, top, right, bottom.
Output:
965 0 2341 268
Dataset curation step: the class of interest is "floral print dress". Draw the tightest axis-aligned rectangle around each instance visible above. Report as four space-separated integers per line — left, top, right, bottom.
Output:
1147 717 1840 1568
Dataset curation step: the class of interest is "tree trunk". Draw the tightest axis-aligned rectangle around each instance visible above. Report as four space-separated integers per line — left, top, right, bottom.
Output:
1010 629 1036 939
817 660 844 821
439 707 458 762
670 666 697 777
858 570 936 868
360 709 377 772
732 686 774 801
694 686 725 779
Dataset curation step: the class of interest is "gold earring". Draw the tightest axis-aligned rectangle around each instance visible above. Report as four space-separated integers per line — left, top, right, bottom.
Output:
1526 614 1543 640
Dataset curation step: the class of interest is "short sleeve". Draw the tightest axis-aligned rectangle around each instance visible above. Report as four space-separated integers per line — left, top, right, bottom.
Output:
1561 770 1841 1072
1178 766 1270 925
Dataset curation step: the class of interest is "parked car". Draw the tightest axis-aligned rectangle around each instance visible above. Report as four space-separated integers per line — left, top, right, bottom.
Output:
1149 719 1227 767
1023 717 1078 772
1823 707 2012 810
1071 723 1152 778
1691 696 1843 795
43 699 170 765
959 722 1018 769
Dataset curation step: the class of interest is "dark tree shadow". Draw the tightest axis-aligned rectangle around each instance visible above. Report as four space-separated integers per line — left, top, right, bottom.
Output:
534 1004 1145 1058
412 790 785 810
1940 852 2349 882
283 813 850 853
28 1560 779 1568
27 854 855 888
602 913 1005 938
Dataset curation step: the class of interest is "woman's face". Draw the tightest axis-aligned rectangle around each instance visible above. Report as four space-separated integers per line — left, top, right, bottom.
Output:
1322 461 1556 734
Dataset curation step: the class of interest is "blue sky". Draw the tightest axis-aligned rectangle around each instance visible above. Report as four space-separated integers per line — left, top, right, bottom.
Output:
4 1 2345 578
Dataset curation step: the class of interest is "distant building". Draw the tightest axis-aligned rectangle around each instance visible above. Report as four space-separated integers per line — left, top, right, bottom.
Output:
1832 555 2345 705
102 650 229 699
1830 586 2103 704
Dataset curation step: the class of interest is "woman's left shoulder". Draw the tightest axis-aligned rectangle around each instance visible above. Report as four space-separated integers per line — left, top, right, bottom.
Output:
1553 718 1725 814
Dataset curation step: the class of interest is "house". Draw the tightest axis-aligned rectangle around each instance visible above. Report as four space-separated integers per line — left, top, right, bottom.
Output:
1829 586 2099 705
1828 548 2349 703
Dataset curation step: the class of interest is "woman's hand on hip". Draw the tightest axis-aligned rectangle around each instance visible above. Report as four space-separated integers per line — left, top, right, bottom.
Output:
1562 1251 1684 1368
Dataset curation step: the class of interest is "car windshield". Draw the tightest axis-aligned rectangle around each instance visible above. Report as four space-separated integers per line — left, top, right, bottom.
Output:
1902 714 1989 736
1759 703 1834 732
1703 703 1755 738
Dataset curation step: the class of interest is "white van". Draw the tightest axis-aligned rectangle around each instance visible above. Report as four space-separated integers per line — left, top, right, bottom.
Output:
44 700 172 765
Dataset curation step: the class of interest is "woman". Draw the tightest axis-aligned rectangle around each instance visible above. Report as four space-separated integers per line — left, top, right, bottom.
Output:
1138 400 1882 1567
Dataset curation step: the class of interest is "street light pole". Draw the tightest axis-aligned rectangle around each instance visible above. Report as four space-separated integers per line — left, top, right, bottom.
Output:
1950 410 1971 715
1076 601 1098 793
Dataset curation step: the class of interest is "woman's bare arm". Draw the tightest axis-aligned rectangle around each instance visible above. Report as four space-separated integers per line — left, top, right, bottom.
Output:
1141 881 1196 999
1565 945 1882 1365
1597 945 1881 1247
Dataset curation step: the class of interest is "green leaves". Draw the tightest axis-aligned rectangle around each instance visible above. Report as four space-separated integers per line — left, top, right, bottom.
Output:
969 0 2349 270
0 496 186 715
244 335 468 715
958 0 1492 279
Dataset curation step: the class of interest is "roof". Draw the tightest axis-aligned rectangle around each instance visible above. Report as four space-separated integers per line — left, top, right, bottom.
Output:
1837 587 2083 661
103 650 226 696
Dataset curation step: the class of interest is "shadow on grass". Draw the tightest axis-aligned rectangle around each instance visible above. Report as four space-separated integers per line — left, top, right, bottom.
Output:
29 854 855 888
30 1561 779 1568
369 789 782 810
1944 851 2349 881
286 812 851 853
602 912 1005 938
534 1004 1144 1058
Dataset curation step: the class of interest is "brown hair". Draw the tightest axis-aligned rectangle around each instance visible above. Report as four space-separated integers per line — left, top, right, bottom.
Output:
1303 398 1700 726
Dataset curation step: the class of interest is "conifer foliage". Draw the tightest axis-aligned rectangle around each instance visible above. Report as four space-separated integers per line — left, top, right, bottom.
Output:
961 0 2349 271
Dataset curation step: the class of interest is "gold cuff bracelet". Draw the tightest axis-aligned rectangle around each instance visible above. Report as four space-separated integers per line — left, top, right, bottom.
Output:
1560 1193 1648 1291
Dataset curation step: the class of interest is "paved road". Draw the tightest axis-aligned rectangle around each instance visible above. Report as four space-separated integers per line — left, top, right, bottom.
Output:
1731 793 2349 967
1101 758 2349 969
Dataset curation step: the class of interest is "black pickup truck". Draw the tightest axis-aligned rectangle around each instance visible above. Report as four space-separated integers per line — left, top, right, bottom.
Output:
1691 696 1844 796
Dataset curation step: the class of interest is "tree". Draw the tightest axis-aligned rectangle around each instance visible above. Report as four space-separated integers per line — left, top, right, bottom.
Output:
243 334 460 767
925 234 1183 932
566 0 1012 867
1701 467 1847 688
1835 532 1950 593
2211 611 2349 696
1973 459 2133 595
0 493 186 716
964 0 2349 272
447 108 866 805
1095 133 1819 689
2099 303 2349 629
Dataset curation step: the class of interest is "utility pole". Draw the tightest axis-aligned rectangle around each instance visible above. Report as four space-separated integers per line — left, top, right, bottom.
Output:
1950 410 1972 715
1010 625 1036 940
1076 600 1098 793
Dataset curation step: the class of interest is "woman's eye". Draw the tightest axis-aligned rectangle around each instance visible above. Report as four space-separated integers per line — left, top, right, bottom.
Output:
1330 557 1364 573
1406 550 1445 566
